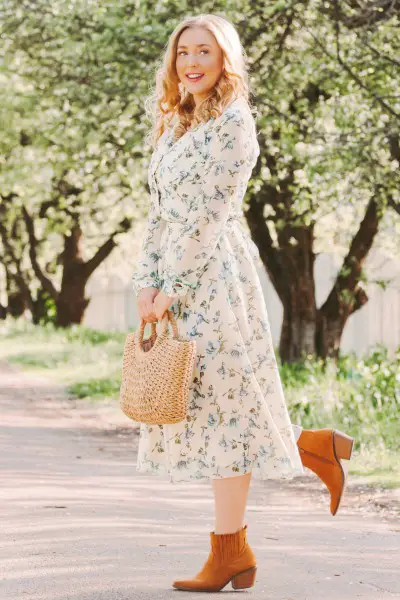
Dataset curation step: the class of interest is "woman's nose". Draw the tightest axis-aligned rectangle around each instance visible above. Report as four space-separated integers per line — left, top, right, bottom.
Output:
185 55 200 64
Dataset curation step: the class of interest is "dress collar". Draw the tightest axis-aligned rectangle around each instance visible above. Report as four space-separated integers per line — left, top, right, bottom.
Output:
149 97 244 181
149 120 209 180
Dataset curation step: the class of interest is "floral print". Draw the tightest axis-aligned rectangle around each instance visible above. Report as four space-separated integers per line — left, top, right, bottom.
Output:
132 97 305 483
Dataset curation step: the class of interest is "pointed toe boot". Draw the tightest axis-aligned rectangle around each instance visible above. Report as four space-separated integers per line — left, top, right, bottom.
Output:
172 524 257 592
297 428 354 516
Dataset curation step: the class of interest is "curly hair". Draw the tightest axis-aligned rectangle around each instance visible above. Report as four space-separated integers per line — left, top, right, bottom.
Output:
144 13 258 149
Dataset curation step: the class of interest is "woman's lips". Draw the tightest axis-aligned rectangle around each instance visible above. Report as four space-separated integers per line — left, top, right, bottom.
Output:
186 74 204 82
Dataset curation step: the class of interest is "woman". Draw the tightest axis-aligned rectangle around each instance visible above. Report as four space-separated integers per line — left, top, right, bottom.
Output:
132 14 354 593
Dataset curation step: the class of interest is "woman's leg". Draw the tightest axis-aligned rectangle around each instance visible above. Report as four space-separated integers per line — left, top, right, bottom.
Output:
211 471 252 534
210 425 352 528
210 429 302 535
292 423 303 441
172 470 257 590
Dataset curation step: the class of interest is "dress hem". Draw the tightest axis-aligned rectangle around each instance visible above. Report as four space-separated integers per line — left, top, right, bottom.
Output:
136 462 305 485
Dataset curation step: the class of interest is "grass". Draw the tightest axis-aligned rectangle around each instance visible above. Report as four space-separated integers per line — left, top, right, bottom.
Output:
0 316 399 488
0 318 126 393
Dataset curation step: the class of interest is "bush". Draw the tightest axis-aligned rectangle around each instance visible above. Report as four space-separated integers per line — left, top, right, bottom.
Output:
1 318 398 456
280 346 400 453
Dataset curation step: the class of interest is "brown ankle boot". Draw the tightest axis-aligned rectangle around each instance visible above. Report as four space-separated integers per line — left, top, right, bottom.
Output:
172 524 257 592
297 428 354 516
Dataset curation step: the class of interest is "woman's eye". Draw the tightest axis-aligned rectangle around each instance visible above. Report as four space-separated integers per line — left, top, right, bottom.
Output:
178 50 209 56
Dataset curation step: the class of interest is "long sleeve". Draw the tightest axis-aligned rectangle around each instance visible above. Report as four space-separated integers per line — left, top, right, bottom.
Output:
159 107 258 299
131 194 163 296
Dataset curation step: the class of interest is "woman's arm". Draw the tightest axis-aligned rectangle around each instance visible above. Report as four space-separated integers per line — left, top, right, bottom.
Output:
159 107 258 298
131 195 163 296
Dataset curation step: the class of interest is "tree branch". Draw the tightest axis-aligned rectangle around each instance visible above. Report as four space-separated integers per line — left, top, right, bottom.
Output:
21 205 59 300
320 196 381 318
326 0 400 30
245 194 288 302
83 217 132 278
332 0 400 119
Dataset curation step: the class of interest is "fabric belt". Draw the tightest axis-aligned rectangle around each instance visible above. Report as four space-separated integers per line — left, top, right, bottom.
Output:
163 212 242 227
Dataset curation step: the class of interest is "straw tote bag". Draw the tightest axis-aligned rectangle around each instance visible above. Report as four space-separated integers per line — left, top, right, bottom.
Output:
119 309 197 425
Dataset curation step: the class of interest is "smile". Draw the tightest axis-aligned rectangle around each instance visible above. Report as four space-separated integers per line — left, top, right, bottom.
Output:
186 73 204 81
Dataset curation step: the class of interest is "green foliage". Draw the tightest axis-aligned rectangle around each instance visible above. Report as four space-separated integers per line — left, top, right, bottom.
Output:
6 349 73 369
1 318 398 484
1 318 398 453
0 1 399 359
0 0 163 303
280 347 400 453
39 292 58 325
62 324 126 346
1 0 399 257
70 376 122 399
0 316 125 345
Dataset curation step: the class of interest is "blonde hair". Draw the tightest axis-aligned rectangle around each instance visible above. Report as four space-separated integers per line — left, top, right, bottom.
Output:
144 13 258 148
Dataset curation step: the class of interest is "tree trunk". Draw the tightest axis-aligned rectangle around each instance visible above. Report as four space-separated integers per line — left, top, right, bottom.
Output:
4 268 31 318
22 206 131 328
7 292 26 317
315 198 379 358
246 188 318 361
315 312 346 359
280 294 317 362
277 227 317 361
246 189 380 361
55 281 90 326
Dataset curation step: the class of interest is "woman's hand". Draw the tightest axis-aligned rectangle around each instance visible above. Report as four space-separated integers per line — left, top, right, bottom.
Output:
136 287 160 323
136 286 175 323
153 289 175 321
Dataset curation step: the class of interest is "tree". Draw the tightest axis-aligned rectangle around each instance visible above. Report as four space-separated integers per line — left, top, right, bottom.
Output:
1 0 399 356
238 0 400 359
0 0 157 324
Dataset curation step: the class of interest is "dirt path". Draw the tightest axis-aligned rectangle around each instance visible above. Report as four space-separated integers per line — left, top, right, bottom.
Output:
0 359 399 600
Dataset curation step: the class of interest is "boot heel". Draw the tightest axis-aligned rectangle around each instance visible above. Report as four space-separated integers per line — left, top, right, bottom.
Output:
333 430 354 460
231 566 257 590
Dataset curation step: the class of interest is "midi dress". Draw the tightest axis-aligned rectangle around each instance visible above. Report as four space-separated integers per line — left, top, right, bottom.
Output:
131 96 305 484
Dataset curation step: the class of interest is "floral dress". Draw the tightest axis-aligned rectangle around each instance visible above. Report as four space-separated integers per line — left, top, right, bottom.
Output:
131 97 304 483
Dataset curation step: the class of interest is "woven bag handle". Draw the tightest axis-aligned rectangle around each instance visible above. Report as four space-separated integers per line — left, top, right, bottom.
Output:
136 310 179 354
159 309 179 339
137 319 157 344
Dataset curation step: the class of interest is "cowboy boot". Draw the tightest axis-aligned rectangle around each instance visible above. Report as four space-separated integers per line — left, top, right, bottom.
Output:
296 428 354 516
172 524 257 592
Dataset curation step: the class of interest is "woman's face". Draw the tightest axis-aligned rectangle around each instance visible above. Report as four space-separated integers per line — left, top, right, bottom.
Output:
176 26 224 106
